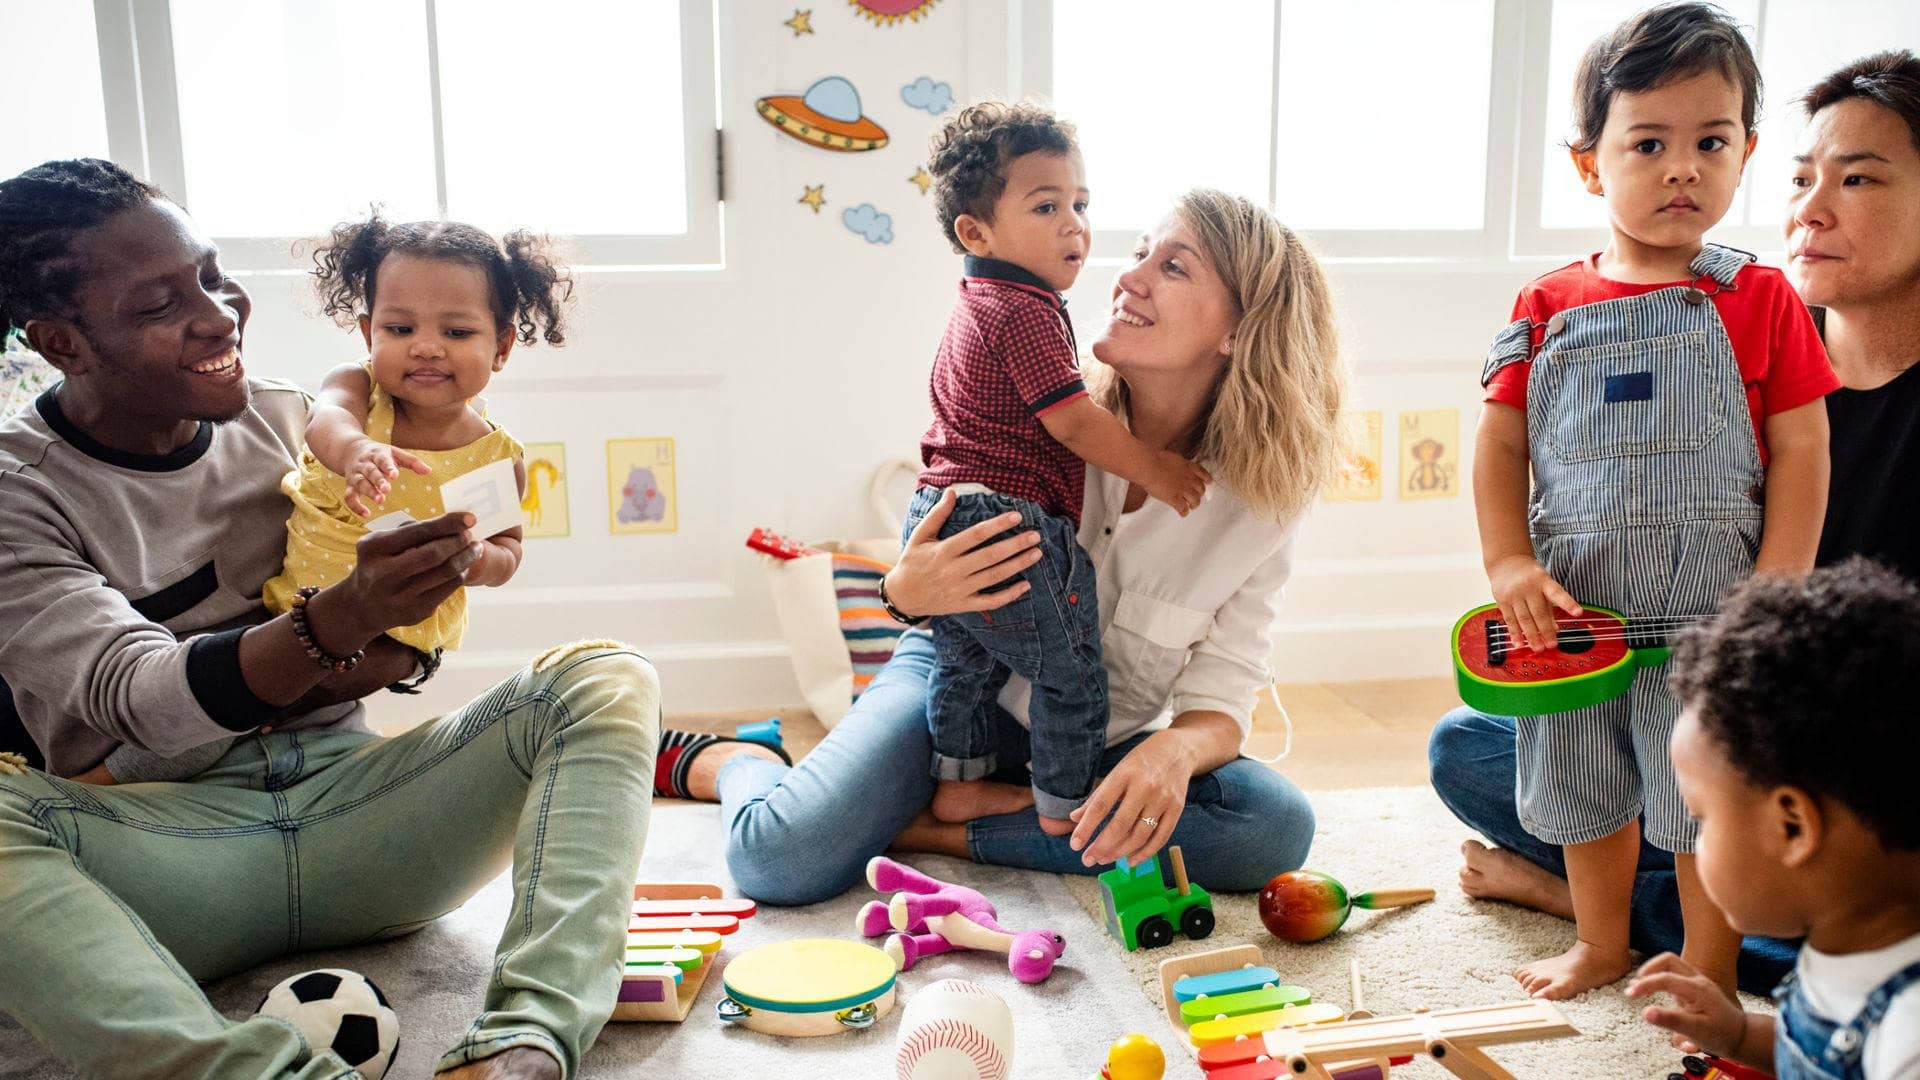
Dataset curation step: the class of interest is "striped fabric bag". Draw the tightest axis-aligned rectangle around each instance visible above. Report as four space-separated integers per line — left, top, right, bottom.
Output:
759 536 905 730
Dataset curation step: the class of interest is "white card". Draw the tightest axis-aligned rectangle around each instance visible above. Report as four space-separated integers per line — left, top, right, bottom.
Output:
364 511 419 532
439 457 523 539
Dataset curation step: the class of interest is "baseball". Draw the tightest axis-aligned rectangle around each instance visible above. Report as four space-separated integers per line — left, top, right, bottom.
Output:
892 978 1014 1080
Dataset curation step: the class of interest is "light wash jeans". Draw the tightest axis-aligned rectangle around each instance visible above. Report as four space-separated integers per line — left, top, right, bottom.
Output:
1428 706 1799 995
719 630 1315 906
0 645 659 1079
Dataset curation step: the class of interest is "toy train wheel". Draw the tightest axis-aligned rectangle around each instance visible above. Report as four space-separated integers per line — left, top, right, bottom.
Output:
835 1004 877 1029
1180 905 1215 940
1137 915 1174 949
1681 1056 1707 1076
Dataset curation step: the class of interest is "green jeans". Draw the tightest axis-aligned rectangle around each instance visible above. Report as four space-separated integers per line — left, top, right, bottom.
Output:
0 644 658 1079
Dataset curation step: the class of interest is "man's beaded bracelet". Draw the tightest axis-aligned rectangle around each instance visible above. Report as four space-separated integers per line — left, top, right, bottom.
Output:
289 586 364 673
877 573 927 627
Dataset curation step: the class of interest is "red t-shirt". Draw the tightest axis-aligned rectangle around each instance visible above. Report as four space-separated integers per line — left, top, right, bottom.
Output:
919 257 1089 522
1485 256 1838 462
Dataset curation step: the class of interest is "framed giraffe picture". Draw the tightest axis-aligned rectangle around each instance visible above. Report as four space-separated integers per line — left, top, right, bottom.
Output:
519 442 571 539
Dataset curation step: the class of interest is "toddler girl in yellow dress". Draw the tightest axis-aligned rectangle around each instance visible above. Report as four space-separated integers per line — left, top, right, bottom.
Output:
263 213 571 656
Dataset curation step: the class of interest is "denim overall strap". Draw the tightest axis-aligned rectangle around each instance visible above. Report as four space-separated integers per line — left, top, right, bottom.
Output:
1773 960 1920 1080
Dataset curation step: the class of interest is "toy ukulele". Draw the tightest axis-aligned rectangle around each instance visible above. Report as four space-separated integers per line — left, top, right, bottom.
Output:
1451 603 1713 717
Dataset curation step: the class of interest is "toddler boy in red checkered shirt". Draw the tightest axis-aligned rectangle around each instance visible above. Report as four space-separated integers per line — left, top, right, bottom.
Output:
904 101 1211 835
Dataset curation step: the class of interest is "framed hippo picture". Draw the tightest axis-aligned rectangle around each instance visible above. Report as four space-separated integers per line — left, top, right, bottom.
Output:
606 437 678 535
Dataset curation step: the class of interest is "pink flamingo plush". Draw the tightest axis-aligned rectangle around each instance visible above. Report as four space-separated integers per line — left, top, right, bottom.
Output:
857 856 1066 984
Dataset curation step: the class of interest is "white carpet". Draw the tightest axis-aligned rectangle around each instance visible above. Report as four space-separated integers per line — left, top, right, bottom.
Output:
1061 785 1774 1080
0 787 1771 1079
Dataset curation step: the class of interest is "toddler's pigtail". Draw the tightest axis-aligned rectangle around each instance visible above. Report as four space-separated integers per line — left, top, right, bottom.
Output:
308 208 392 327
499 230 572 347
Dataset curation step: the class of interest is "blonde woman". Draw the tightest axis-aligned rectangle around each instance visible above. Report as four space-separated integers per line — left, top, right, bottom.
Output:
688 190 1347 902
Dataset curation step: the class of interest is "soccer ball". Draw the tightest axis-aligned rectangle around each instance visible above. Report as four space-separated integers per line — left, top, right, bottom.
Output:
255 968 400 1079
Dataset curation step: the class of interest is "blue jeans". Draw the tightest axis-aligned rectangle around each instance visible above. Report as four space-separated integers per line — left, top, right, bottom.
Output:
1428 706 1798 995
718 630 1314 906
0 645 660 1078
903 487 1107 820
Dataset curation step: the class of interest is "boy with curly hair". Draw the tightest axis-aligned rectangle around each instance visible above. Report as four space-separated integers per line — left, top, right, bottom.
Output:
899 100 1210 834
1627 559 1920 1077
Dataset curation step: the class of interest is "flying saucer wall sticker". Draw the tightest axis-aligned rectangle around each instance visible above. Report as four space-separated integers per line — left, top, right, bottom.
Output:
850 0 939 25
756 76 889 152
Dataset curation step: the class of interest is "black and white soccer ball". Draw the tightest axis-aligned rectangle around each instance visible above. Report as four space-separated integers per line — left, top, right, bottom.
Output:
255 968 400 1079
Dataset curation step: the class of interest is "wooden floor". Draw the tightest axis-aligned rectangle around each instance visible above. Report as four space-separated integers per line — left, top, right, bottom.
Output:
668 677 1460 792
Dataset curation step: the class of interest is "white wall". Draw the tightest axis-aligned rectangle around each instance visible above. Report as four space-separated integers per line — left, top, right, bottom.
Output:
230 2 1779 722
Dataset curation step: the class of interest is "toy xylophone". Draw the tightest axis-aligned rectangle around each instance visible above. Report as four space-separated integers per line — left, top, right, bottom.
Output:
613 883 759 1022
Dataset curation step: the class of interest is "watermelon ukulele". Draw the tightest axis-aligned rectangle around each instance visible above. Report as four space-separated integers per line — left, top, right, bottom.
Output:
1451 604 1711 717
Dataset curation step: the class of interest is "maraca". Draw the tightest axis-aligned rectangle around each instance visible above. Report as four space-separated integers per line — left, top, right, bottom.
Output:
1257 870 1434 943
1100 1033 1164 1080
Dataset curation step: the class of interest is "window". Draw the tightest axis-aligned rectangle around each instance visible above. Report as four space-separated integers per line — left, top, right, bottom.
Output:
1045 0 1503 258
45 0 718 269
1042 0 1920 262
0 2 110 179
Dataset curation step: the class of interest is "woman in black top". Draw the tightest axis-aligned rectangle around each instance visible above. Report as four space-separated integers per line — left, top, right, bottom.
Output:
1427 50 1920 997
1790 52 1920 580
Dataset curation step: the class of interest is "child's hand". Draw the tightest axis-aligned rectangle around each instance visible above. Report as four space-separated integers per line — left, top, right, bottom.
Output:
343 439 431 518
1144 452 1211 517
1486 554 1582 651
1626 953 1751 1056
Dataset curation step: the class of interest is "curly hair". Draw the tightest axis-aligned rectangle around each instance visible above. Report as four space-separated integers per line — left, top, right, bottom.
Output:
0 158 166 333
926 100 1078 254
1668 558 1920 851
307 210 573 347
1569 2 1761 153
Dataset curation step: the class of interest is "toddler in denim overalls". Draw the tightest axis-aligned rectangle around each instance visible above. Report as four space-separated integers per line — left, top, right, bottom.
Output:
1622 564 1920 1078
1473 4 1836 1000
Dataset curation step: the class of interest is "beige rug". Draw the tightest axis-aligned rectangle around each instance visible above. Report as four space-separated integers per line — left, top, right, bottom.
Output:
1 787 1770 1079
1062 785 1773 1079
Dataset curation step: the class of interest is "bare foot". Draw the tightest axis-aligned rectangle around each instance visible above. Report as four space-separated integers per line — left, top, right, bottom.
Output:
436 1047 562 1080
1037 814 1075 836
1459 840 1576 919
683 740 784 802
1515 939 1633 999
931 779 1035 823
890 810 970 858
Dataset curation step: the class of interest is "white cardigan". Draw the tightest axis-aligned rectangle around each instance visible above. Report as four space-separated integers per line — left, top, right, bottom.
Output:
988 463 1301 747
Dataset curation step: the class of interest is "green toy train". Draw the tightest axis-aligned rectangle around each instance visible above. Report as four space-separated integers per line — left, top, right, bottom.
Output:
1097 845 1215 950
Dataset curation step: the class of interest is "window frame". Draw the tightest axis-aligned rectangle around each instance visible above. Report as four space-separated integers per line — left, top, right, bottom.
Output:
90 0 722 272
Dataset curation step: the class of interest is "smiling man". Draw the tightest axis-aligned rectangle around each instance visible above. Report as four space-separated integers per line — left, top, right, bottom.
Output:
0 159 657 1080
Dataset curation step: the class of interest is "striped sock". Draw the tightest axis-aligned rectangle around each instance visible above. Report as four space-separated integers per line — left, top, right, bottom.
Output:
654 730 790 799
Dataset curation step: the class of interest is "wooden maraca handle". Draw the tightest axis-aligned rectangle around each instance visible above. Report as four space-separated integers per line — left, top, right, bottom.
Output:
1352 887 1435 910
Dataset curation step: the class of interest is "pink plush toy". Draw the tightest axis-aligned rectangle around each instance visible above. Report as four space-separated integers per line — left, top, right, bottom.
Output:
857 856 1066 984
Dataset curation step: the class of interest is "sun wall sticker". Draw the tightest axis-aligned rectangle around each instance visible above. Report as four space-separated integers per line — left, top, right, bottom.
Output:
850 0 939 26
757 76 889 152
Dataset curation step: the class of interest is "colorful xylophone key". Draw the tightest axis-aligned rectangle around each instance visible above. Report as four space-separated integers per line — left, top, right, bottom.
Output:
1190 1002 1345 1047
1179 984 1313 1025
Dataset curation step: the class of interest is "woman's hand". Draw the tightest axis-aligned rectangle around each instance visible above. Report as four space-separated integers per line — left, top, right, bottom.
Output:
1067 728 1196 868
884 488 1044 619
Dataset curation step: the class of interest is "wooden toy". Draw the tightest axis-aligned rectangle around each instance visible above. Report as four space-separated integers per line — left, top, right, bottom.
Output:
1155 946 1410 1078
1101 1033 1165 1080
1097 845 1214 951
860 857 1066 983
716 938 898 1037
1253 1000 1577 1080
1257 870 1434 943
892 977 1014 1079
1347 959 1373 1021
1451 602 1710 716
612 882 758 1023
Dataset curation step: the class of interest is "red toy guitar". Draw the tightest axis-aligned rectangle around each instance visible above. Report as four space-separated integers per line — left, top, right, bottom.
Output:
1451 603 1713 717
745 527 821 561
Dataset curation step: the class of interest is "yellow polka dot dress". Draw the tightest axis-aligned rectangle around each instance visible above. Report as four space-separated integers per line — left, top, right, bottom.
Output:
263 363 523 651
